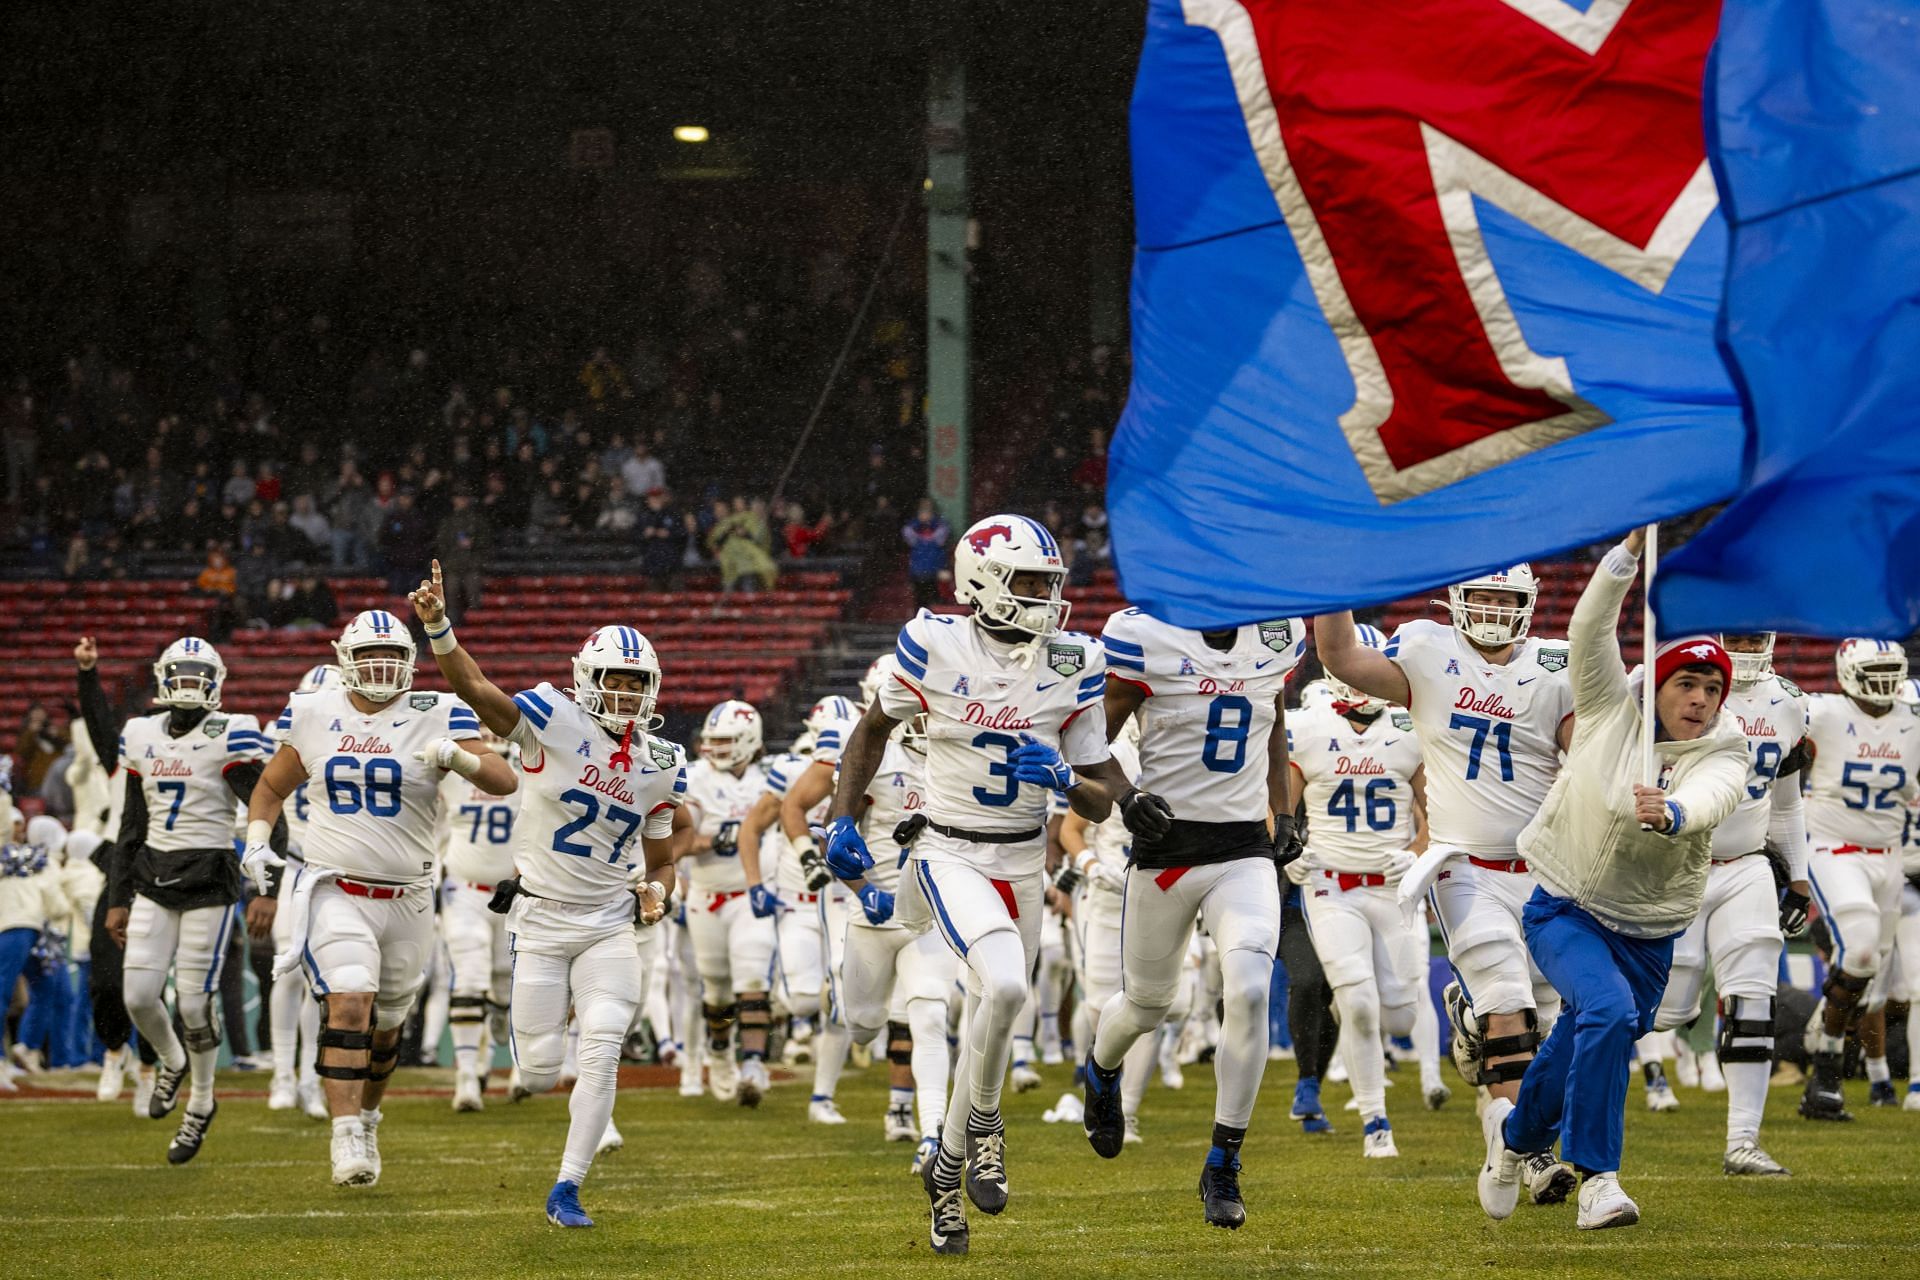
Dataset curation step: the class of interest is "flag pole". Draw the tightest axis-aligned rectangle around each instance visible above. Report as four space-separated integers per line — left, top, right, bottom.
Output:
1641 522 1660 787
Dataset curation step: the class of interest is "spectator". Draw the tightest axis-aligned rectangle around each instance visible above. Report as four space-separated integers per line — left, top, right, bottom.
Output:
61 534 93 580
579 346 631 409
902 497 951 610
620 440 666 497
13 706 65 795
782 501 833 559
637 488 685 581
709 495 777 593
268 574 337 631
1071 427 1110 494
285 439 331 501
528 476 573 542
263 501 311 567
221 458 255 507
378 490 434 591
195 546 237 597
288 494 331 553
253 460 284 505
326 463 376 570
5 374 38 504
235 541 274 622
595 478 641 534
434 489 489 620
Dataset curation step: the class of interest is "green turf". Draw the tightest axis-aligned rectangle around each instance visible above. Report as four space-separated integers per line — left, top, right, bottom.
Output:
5 1063 1916 1279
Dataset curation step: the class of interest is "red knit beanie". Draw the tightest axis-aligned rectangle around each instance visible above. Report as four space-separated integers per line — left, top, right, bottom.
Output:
1654 635 1733 707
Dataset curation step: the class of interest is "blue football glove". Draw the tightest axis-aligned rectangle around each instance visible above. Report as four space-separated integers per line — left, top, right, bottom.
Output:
1010 733 1075 792
856 882 895 925
823 815 874 879
748 884 784 918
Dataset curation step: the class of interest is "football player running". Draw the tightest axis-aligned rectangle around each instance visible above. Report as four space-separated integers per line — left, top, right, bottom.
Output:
1080 604 1307 1230
1650 632 1810 1173
1321 568 1580 1206
404 562 682 1226
1290 626 1431 1159
437 724 522 1112
106 637 285 1164
681 700 776 1106
267 663 337 1121
244 606 514 1187
1799 639 1920 1120
826 515 1126 1257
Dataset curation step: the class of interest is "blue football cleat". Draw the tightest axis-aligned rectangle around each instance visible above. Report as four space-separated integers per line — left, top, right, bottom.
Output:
1869 1080 1899 1108
1293 1078 1334 1135
545 1180 594 1228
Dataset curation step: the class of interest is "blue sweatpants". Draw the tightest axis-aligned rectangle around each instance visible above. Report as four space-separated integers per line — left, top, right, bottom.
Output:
1503 890 1675 1174
0 927 36 1024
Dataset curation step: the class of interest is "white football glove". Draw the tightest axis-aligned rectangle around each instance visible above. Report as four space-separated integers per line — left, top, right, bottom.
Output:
241 840 285 895
413 736 481 778
1085 861 1125 894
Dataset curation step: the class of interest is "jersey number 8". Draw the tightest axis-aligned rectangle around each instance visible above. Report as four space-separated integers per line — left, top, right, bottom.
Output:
325 757 403 816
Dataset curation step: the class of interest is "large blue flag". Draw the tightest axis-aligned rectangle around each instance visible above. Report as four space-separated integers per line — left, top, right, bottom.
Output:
1655 0 1920 639
1108 0 1901 632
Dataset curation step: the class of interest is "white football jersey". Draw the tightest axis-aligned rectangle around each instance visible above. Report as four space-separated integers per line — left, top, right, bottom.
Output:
857 738 929 894
877 611 1109 873
1101 608 1306 822
1386 618 1574 858
761 751 816 895
1290 704 1424 874
507 684 684 904
268 704 313 856
1804 693 1920 850
439 754 523 886
121 712 271 852
682 756 767 894
276 686 483 882
1082 736 1141 877
1711 674 1810 857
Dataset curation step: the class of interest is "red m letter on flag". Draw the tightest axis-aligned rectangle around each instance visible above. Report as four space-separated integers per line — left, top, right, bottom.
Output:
1185 0 1720 502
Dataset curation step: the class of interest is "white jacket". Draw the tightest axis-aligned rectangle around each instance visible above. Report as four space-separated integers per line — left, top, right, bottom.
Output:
1517 545 1749 938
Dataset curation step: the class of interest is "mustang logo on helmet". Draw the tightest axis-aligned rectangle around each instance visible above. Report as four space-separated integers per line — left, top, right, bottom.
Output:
966 523 1015 554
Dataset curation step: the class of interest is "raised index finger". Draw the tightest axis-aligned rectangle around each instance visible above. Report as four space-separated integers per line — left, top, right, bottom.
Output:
431 558 443 585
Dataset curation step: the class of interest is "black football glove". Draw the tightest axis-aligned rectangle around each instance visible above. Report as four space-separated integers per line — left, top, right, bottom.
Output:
1118 788 1175 840
1052 862 1084 895
799 847 834 894
1272 813 1303 869
1778 886 1812 938
486 877 523 916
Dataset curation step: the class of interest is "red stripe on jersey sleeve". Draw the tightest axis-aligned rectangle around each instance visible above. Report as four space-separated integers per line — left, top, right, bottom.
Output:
648 801 674 815
892 672 930 712
1107 674 1154 697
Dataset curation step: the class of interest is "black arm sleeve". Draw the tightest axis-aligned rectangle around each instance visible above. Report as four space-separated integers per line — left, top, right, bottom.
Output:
1777 737 1814 780
76 667 121 772
109 772 147 911
223 761 289 855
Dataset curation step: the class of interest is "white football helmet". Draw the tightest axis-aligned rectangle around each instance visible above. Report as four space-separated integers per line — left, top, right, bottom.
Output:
1439 564 1538 648
700 700 764 771
1297 677 1337 711
857 655 891 708
1718 632 1776 691
1835 638 1909 705
1901 677 1920 708
806 695 859 737
1326 624 1390 715
334 610 416 702
952 514 1070 638
790 729 818 759
296 663 340 694
570 626 664 734
153 637 226 711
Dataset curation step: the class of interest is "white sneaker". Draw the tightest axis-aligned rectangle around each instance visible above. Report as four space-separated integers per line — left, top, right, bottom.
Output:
1477 1098 1521 1220
330 1125 377 1187
597 1116 624 1154
1363 1119 1399 1158
268 1072 298 1111
809 1098 847 1125
452 1070 485 1113
1646 1081 1680 1112
1723 1140 1789 1176
679 1069 706 1099
299 1078 330 1122
1576 1172 1640 1230
885 1104 918 1141
708 1055 740 1103
1160 1061 1185 1091
361 1110 383 1181
1699 1051 1726 1093
97 1047 128 1102
1674 1045 1701 1088
1010 1064 1043 1093
132 1067 155 1117
737 1058 769 1108
1904 1085 1920 1112
1040 1045 1064 1066
1122 1113 1143 1145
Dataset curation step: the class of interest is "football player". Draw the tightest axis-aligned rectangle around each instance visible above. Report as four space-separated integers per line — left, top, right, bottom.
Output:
1800 639 1920 1119
1320 569 1580 1205
438 724 522 1112
267 663 335 1120
243 608 514 1187
1290 626 1431 1158
401 565 682 1227
825 514 1125 1257
105 637 284 1164
1080 604 1306 1230
1648 632 1809 1173
680 700 775 1106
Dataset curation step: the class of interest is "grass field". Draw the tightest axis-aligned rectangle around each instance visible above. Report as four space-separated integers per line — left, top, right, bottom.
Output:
5 1061 1917 1279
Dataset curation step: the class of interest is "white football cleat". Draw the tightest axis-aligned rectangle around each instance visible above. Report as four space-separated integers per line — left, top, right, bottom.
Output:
452 1069 485 1113
1673 1044 1701 1088
96 1047 128 1102
1326 1056 1350 1085
1645 1081 1680 1112
1723 1141 1789 1176
596 1117 624 1154
809 1098 847 1125
299 1079 330 1122
1040 1045 1064 1066
1904 1085 1920 1112
1698 1051 1727 1093
1161 1061 1185 1091
1576 1172 1640 1230
1010 1064 1043 1093
508 1066 536 1103
331 1129 377 1187
131 1066 155 1117
1476 1098 1521 1220
737 1057 769 1108
708 1055 740 1103
1122 1114 1143 1145
678 1070 705 1099
268 1072 298 1111
885 1104 919 1142
1362 1119 1399 1158
361 1109 383 1180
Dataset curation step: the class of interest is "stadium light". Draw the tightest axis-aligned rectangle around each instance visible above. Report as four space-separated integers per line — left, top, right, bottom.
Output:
673 125 710 144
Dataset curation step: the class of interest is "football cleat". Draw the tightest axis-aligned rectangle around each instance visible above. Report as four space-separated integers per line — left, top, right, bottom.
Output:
1723 1141 1790 1176
1040 1045 1064 1066
1443 982 1485 1086
1576 1173 1640 1230
299 1079 330 1122
1698 1050 1727 1093
1477 1098 1521 1220
268 1072 298 1111
1123 1114 1143 1145
167 1102 217 1165
708 1054 740 1102
96 1046 128 1102
1424 1080 1453 1111
912 1133 941 1176
362 1109 383 1180
1673 1045 1701 1088
131 1067 156 1117
737 1057 769 1108
148 1060 187 1119
780 1037 813 1067
508 1066 536 1103
964 1123 1009 1215
1198 1158 1246 1230
1524 1151 1577 1205
922 1156 969 1256
1010 1063 1043 1093
453 1070 485 1113
1083 1055 1126 1159
1905 1084 1920 1112
330 1127 377 1187
1869 1080 1899 1107
1362 1117 1398 1159
545 1180 594 1228
1292 1078 1333 1135
678 1072 706 1099
1645 1080 1680 1113
596 1117 624 1155
808 1097 847 1125
884 1104 918 1142
1160 1060 1185 1091
1799 1056 1854 1121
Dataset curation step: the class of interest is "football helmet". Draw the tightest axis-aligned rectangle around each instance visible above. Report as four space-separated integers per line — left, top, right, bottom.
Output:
806 695 859 737
952 514 1070 638
1901 677 1920 708
296 663 340 694
700 700 764 771
1718 632 1776 690
1326 624 1390 715
790 729 818 758
1835 638 1909 705
1297 677 1337 711
1439 565 1538 648
857 655 891 708
570 626 664 734
153 637 226 711
334 610 416 702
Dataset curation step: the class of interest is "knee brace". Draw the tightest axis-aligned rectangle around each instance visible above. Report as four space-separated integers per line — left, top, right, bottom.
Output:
738 994 771 1026
1716 994 1775 1062
1480 1008 1542 1085
449 994 488 1025
887 1020 913 1068
704 1001 737 1050
368 1016 402 1082
488 999 511 1044
315 1000 374 1082
1823 965 1871 1018
181 1018 223 1054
